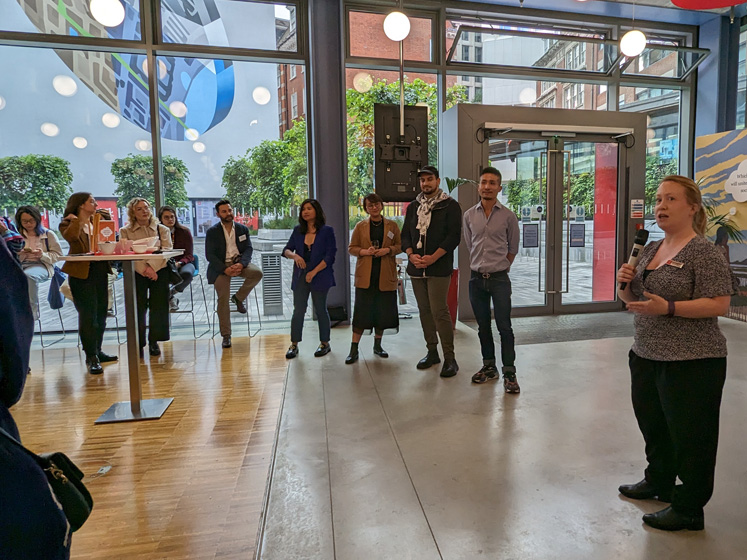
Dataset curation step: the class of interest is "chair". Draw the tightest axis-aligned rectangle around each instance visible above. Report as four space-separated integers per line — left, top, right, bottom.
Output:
35 282 66 348
396 257 412 319
212 275 262 339
169 255 211 338
76 271 124 348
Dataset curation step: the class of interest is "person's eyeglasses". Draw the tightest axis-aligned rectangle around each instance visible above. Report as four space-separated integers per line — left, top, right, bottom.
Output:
21 219 37 225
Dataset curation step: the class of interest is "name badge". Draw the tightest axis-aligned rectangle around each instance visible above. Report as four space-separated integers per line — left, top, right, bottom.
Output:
238 234 247 242
666 259 684 269
387 231 394 239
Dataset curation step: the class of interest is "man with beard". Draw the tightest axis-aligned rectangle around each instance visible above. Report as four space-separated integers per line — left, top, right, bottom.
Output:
401 166 463 378
205 200 263 348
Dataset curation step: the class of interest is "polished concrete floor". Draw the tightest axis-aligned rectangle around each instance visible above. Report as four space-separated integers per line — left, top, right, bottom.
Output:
257 315 747 560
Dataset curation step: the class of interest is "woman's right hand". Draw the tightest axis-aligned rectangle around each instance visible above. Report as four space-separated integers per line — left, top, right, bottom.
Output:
616 263 635 285
293 254 306 269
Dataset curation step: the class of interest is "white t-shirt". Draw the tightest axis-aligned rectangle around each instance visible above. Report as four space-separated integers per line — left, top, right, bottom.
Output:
222 222 239 264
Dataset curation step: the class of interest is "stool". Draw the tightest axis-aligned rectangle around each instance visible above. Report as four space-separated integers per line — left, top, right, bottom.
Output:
212 275 262 339
169 255 211 338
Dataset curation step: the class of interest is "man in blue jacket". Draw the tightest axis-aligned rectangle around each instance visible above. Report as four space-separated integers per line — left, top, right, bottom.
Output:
205 200 263 348
401 166 463 378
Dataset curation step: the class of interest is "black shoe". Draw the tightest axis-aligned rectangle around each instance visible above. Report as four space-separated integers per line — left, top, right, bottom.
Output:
86 356 103 375
642 506 704 531
231 294 247 314
373 343 388 358
416 351 440 369
314 343 331 357
149 341 161 356
98 352 118 363
286 344 298 359
345 349 359 364
222 336 232 348
619 479 672 502
440 358 459 378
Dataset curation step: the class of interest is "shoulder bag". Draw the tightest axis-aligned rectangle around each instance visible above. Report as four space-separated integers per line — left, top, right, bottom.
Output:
0 427 94 532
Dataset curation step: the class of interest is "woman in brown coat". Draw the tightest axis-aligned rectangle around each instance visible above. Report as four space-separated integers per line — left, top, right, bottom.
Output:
59 192 116 375
346 193 401 364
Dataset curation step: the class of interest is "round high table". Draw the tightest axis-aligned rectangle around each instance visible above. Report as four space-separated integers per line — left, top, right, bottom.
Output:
60 251 183 424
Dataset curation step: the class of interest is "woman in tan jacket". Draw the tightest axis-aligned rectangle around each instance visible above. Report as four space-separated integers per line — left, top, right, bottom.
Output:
59 192 115 375
346 193 401 364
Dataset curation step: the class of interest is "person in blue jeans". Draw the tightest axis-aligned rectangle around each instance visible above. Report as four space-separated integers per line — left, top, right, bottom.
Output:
283 199 337 359
463 167 521 393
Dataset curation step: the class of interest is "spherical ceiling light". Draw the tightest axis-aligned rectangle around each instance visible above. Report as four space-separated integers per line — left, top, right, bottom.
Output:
0 96 6 110
383 11 411 42
620 29 647 58
135 140 151 151
89 0 125 28
519 87 537 105
192 142 206 153
41 123 60 137
52 75 78 97
352 72 373 93
185 128 200 141
141 58 168 80
252 86 271 105
169 101 188 118
73 137 88 149
102 112 121 128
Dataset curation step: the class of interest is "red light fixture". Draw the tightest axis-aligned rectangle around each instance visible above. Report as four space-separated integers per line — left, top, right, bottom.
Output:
671 0 744 8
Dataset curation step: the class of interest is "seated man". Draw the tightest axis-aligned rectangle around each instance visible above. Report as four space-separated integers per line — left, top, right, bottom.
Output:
205 200 263 349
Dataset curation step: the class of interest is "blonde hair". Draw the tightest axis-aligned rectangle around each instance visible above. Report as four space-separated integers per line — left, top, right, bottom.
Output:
126 197 152 226
660 175 707 236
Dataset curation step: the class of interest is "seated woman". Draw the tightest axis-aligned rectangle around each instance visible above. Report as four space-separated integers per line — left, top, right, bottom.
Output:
119 198 173 357
14 206 63 320
158 206 195 311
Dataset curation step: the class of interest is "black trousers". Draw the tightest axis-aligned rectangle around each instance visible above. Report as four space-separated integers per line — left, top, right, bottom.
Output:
629 350 727 516
69 261 109 360
135 268 171 347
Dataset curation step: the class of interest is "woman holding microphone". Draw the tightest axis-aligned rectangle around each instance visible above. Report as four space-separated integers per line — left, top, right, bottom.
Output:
616 175 735 531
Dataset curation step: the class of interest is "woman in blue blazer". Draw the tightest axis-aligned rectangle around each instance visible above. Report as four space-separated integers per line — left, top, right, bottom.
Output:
283 199 337 359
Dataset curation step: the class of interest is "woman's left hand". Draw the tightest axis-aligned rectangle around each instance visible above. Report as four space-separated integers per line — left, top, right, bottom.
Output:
373 248 389 257
626 291 668 315
305 271 316 283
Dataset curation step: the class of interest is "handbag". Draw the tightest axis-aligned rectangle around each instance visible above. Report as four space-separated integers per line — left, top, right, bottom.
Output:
0 428 93 532
47 266 67 310
166 258 183 285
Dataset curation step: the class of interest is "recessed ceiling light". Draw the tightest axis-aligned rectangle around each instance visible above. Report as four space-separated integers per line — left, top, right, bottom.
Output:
53 75 78 96
89 0 125 28
73 137 88 149
41 123 60 137
169 101 188 118
102 112 121 128
252 87 271 105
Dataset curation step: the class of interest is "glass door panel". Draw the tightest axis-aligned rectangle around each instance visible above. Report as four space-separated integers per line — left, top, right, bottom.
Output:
490 138 550 311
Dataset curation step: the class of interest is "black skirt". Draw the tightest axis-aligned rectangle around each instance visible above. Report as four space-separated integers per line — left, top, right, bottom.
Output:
352 282 399 334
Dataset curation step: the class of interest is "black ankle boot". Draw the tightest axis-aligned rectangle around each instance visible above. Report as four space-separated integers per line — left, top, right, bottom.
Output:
345 343 359 365
373 339 388 358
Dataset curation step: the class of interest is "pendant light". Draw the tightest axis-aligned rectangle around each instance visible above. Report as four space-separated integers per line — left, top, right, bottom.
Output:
620 1 647 58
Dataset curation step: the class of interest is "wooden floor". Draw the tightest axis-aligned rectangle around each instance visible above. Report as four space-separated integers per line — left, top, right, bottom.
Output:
13 334 289 560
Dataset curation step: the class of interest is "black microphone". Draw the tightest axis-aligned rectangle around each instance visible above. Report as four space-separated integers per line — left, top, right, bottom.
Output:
619 229 649 291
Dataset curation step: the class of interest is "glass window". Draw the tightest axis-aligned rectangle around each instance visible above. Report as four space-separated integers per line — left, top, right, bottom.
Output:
1 0 142 40
348 11 432 62
452 76 604 111
621 40 705 79
737 29 747 128
620 86 681 212
462 45 471 61
291 91 298 118
475 46 483 63
0 45 155 223
160 1 297 51
290 65 297 79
